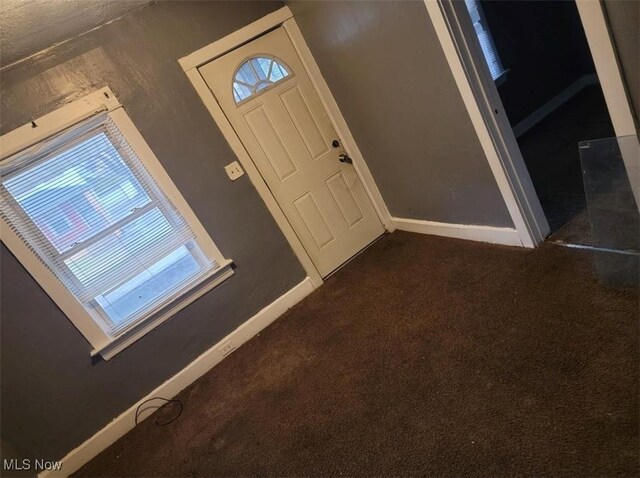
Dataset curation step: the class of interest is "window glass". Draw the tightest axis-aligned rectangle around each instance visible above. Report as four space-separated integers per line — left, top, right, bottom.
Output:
233 56 291 104
95 245 201 329
464 0 506 81
0 116 218 335
4 132 150 253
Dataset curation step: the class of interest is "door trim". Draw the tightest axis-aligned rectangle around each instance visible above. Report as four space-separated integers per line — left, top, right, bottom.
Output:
180 6 393 287
424 0 548 248
281 18 394 233
575 1 637 136
424 0 638 248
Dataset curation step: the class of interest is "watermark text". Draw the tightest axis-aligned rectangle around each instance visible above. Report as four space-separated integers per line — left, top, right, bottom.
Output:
3 458 63 472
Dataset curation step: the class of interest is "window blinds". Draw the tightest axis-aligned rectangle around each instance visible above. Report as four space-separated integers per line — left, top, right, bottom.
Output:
0 113 216 332
465 0 505 81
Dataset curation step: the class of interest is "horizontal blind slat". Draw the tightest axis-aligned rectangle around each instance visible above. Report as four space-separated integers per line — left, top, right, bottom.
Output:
464 0 504 80
1 113 209 313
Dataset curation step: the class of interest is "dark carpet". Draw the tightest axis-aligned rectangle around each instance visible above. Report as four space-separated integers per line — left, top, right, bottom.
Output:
76 232 639 477
549 207 592 246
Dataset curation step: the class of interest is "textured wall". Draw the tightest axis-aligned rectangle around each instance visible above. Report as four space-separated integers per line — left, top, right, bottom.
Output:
0 0 303 463
0 0 152 66
603 0 640 125
287 1 513 227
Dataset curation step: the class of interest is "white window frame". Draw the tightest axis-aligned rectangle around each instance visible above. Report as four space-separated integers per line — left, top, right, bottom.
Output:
0 87 234 360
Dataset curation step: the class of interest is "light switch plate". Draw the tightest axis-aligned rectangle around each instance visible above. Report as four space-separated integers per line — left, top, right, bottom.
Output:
224 161 245 181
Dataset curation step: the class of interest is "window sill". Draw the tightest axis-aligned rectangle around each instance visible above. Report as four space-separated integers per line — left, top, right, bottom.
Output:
92 259 234 361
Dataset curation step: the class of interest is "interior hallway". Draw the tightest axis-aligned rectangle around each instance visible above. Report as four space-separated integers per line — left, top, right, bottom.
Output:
76 231 639 477
516 85 615 245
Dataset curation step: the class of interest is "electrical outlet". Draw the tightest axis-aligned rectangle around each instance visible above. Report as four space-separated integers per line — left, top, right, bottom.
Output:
224 161 245 181
219 340 236 357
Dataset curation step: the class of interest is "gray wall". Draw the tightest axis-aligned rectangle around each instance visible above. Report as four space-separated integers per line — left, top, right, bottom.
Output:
287 1 513 227
0 0 305 463
603 0 640 125
0 0 152 66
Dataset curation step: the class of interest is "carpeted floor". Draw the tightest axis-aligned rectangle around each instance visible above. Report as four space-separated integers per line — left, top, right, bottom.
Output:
76 231 639 477
548 207 592 246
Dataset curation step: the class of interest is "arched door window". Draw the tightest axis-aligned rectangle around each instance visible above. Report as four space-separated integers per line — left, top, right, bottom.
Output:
233 56 291 104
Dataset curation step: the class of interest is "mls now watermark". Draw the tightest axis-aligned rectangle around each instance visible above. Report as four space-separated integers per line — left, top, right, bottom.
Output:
3 458 62 472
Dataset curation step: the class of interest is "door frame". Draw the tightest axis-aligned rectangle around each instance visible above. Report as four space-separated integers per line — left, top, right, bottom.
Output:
179 6 393 288
424 0 638 248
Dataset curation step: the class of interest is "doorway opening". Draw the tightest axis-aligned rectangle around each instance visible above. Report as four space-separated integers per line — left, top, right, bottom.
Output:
464 0 615 246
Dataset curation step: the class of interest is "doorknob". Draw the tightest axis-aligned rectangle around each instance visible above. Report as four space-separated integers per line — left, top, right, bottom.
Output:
338 153 353 164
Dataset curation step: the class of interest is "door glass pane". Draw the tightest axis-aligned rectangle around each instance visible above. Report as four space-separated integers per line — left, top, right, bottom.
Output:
235 62 258 85
233 82 253 102
232 56 290 104
250 57 270 80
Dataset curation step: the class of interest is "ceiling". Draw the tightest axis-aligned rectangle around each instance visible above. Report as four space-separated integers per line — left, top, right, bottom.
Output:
1 0 152 67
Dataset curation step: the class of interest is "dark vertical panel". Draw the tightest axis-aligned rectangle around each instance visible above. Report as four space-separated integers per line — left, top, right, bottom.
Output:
481 1 597 126
287 1 513 227
0 0 305 462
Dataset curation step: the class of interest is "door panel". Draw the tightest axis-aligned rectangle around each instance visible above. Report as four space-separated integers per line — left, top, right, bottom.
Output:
280 86 330 160
325 171 366 228
293 192 336 249
243 106 300 181
200 27 384 277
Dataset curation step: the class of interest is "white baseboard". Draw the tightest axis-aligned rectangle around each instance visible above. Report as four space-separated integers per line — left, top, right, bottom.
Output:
511 74 599 138
41 277 316 478
392 217 522 246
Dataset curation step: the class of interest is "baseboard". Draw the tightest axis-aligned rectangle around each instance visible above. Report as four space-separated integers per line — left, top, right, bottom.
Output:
511 74 599 138
41 277 316 478
392 217 522 246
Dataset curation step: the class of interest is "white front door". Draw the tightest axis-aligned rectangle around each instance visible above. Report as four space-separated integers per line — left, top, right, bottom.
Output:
200 27 384 277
